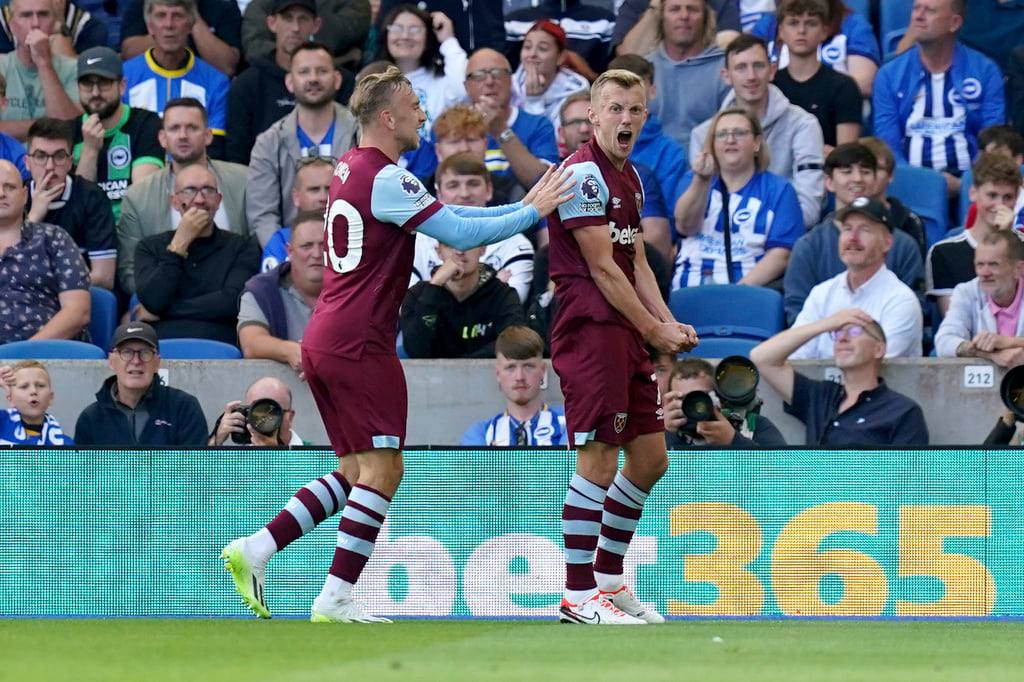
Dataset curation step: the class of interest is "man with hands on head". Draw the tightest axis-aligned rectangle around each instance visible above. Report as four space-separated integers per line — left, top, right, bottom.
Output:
750 307 929 446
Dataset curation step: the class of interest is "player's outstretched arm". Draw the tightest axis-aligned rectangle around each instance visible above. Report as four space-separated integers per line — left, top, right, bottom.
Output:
574 224 695 354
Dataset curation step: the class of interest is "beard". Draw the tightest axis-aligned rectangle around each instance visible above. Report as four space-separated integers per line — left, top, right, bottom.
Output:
397 130 421 155
169 146 205 166
85 97 120 120
294 86 335 108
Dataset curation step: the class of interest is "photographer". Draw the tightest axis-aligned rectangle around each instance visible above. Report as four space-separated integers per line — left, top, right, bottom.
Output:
663 357 786 448
209 377 303 446
985 366 1024 445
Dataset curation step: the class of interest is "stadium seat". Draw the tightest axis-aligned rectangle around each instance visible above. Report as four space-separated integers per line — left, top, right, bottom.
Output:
888 164 949 247
958 168 972 226
843 0 870 24
89 287 118 352
158 338 243 359
686 337 761 360
0 339 107 359
669 284 784 341
880 0 913 59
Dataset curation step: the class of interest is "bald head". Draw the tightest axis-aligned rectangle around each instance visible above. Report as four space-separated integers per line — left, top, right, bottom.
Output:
174 163 217 193
465 48 513 107
246 376 293 409
466 48 510 73
0 160 28 224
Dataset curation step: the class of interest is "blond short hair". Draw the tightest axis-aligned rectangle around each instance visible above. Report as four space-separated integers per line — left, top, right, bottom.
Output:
350 65 411 128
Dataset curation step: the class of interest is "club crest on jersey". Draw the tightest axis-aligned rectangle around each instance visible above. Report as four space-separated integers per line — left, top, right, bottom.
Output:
336 162 350 183
400 174 421 195
635 192 643 212
613 413 627 434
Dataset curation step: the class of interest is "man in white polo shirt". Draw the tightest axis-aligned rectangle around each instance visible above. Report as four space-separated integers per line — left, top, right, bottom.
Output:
791 196 923 359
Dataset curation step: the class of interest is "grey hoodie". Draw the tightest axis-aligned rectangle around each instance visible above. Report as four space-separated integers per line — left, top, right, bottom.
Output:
646 43 731 160
690 83 825 228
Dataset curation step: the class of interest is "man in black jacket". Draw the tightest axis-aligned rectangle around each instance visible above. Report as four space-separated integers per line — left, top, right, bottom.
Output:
134 163 261 345
74 321 207 446
400 239 525 358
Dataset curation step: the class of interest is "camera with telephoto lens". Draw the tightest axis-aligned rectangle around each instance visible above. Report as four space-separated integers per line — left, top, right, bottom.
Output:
679 356 762 436
230 398 285 444
1000 366 1024 421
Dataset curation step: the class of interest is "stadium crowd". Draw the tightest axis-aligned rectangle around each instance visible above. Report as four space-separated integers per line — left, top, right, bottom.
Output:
2 0 1024 447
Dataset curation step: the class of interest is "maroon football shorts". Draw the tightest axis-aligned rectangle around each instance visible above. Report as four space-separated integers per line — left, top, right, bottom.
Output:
302 348 408 456
552 320 663 446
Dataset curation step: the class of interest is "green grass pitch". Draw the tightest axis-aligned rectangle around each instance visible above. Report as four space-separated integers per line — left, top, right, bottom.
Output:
1 619 1022 681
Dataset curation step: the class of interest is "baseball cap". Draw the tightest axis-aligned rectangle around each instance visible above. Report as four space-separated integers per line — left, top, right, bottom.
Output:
272 0 317 15
111 321 159 351
835 196 892 231
78 46 123 80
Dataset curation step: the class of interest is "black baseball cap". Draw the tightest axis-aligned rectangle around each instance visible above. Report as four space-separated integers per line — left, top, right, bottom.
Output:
272 0 317 15
112 321 159 351
78 46 123 80
835 196 892 231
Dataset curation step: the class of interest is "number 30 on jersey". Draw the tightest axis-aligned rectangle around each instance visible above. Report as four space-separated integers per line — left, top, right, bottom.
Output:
324 198 363 274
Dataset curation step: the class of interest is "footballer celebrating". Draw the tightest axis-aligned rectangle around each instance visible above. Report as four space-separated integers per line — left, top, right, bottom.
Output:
548 69 698 625
221 66 572 623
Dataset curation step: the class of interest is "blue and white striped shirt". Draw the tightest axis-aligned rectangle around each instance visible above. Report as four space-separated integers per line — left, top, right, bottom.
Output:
672 171 804 288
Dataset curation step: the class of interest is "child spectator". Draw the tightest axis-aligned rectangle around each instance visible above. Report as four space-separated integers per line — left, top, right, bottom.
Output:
770 0 862 152
0 361 72 444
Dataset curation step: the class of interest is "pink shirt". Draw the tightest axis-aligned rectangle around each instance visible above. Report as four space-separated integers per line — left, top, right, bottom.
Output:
988 277 1024 337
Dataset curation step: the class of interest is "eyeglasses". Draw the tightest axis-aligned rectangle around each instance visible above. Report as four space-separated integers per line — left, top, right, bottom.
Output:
829 325 882 342
386 24 425 35
28 150 72 164
563 118 590 129
78 78 118 93
116 347 156 362
295 155 337 171
466 67 512 82
714 129 754 141
176 185 219 199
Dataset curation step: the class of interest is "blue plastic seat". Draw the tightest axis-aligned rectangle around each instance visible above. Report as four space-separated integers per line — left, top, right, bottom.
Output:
880 0 913 60
686 337 761 360
0 339 107 359
669 284 784 341
158 338 243 359
843 0 870 24
89 287 118 352
888 164 949 247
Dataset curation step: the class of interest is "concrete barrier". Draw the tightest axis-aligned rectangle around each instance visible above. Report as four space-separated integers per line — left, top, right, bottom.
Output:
0 357 1010 446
